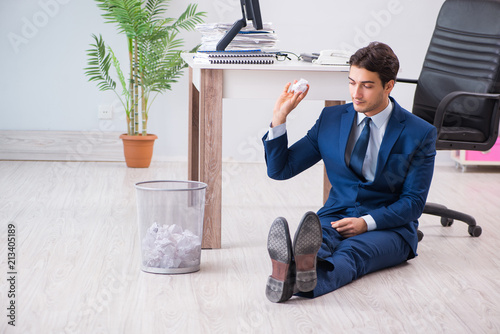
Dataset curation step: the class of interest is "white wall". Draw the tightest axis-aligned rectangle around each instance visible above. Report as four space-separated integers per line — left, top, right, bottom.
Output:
0 0 447 162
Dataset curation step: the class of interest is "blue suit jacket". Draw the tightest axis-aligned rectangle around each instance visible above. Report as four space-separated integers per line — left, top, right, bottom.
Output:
263 97 437 258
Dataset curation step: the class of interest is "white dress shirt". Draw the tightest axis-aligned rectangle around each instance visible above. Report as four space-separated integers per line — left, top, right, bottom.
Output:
345 101 393 183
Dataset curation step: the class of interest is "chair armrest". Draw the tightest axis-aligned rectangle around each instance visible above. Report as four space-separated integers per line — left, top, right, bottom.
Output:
434 91 500 132
396 78 418 84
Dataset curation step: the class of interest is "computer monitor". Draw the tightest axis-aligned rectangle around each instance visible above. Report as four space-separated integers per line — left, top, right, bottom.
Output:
216 0 264 51
245 0 263 30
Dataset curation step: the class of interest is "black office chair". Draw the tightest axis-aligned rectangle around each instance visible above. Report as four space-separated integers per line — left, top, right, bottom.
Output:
399 0 500 240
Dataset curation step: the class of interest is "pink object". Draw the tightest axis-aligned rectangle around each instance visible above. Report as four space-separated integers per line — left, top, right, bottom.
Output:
465 141 500 161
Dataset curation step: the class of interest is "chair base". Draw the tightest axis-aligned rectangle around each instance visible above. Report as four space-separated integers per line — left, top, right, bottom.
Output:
421 202 482 238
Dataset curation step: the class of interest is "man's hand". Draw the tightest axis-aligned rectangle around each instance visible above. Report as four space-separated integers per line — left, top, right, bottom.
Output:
331 217 368 238
272 81 309 127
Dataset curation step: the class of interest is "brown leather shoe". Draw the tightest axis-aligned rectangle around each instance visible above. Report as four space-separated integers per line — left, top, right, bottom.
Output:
293 211 322 292
266 217 295 303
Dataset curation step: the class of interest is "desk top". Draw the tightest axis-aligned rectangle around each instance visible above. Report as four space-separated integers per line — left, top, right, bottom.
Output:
183 53 351 100
182 53 350 72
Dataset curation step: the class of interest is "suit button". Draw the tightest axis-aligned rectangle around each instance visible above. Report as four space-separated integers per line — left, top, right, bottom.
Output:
355 202 360 206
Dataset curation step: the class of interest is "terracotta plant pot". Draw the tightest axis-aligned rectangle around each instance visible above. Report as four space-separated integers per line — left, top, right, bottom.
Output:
119 133 158 168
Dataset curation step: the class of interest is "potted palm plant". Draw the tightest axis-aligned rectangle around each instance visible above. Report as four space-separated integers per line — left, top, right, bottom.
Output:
85 0 205 167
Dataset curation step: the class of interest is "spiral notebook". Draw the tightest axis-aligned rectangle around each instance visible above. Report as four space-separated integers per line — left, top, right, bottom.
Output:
193 50 275 65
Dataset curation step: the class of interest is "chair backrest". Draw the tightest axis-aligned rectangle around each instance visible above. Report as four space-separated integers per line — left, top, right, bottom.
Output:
413 0 500 147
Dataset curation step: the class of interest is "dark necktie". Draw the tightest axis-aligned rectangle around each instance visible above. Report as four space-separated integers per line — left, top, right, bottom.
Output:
350 118 372 180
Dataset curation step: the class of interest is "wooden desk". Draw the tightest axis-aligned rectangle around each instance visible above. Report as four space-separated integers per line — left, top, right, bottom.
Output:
182 54 350 248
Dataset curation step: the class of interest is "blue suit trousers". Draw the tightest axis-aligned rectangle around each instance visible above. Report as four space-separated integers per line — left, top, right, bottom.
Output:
297 216 411 298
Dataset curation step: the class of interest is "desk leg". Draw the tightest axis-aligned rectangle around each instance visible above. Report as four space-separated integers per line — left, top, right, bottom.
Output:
323 100 345 204
198 69 223 249
188 67 200 182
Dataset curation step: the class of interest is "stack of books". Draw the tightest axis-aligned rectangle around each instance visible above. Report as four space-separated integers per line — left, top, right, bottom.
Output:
195 22 278 52
192 50 276 65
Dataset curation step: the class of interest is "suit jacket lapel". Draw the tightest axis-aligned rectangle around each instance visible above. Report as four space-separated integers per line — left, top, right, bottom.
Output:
340 107 356 165
375 100 406 178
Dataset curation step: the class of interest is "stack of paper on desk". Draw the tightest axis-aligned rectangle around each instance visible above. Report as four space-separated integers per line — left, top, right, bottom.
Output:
195 22 278 51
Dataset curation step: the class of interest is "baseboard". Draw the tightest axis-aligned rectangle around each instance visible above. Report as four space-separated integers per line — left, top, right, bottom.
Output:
0 130 458 166
0 130 125 162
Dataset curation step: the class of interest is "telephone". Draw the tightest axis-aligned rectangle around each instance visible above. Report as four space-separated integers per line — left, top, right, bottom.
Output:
313 50 350 66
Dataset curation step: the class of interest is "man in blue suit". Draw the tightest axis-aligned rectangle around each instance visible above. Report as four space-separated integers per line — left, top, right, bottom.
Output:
263 42 437 303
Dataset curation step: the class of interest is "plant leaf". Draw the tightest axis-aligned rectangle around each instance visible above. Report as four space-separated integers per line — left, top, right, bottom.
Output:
169 4 206 32
84 34 116 92
108 46 130 106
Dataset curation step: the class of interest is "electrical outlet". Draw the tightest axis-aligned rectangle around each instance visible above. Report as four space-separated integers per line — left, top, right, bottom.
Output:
98 105 113 119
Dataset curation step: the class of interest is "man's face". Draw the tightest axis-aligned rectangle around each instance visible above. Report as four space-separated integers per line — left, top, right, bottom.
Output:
348 65 394 117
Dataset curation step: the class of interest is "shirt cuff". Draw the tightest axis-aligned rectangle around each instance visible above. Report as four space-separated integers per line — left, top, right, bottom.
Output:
362 214 377 231
267 122 286 140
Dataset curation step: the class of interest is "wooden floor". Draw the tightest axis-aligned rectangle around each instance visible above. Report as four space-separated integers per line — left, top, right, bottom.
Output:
1 160 499 333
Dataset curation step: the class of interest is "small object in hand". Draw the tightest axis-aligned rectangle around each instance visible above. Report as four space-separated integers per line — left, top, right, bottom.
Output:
291 78 308 93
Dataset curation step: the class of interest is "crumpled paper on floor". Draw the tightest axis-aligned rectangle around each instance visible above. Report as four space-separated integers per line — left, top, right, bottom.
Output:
142 222 201 268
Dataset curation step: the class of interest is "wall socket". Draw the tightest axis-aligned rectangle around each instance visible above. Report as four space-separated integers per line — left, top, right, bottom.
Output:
98 105 113 119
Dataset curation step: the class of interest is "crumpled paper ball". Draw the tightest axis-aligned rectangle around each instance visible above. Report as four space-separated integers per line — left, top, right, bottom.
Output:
291 78 308 93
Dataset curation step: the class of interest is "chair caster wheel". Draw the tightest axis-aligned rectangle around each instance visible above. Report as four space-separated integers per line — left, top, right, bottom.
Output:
441 217 454 227
468 225 482 237
417 229 424 242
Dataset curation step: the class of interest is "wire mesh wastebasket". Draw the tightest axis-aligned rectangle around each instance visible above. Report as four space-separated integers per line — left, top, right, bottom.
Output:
135 180 207 274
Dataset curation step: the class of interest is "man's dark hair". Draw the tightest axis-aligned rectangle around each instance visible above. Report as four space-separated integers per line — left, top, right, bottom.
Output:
349 42 400 87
